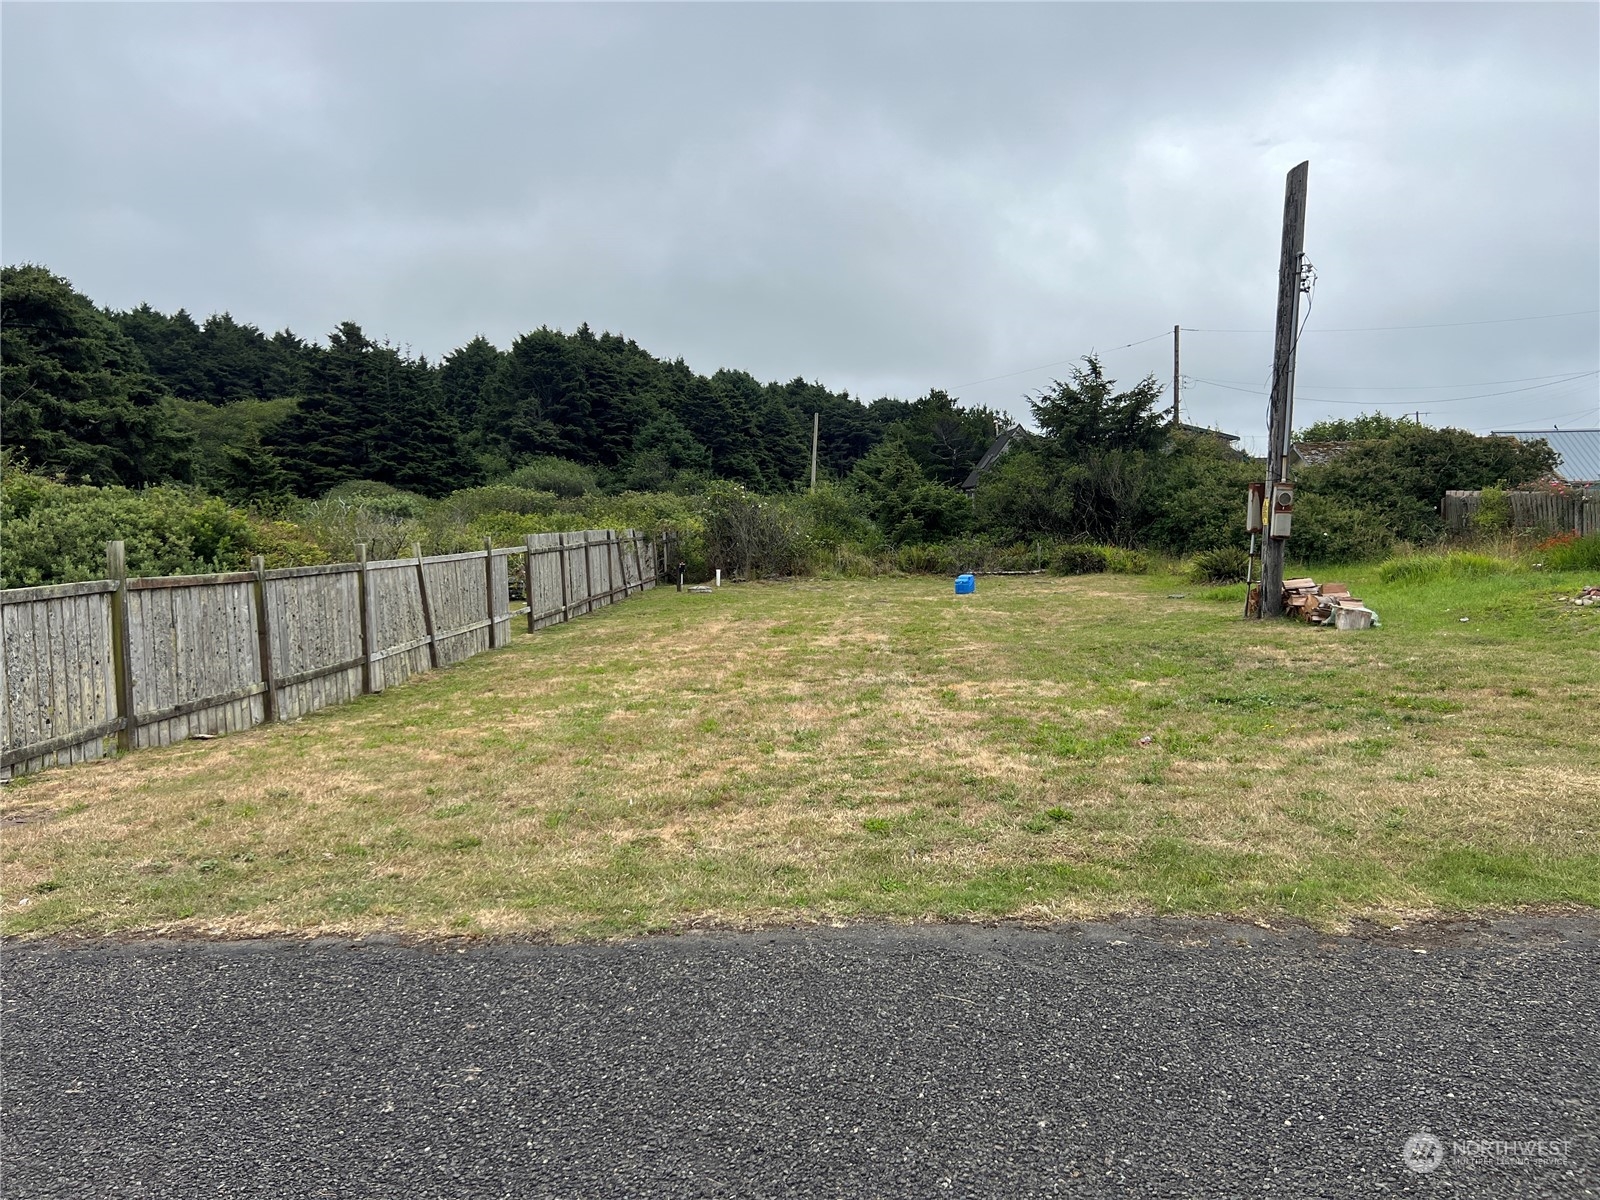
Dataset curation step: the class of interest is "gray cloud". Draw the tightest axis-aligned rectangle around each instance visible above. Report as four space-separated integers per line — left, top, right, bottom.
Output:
4 2 1596 446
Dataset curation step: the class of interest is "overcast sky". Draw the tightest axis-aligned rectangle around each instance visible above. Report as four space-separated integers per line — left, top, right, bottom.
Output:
4 2 1597 449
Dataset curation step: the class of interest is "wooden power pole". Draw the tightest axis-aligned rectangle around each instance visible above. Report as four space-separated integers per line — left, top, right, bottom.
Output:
1259 161 1309 619
1172 325 1181 427
810 412 819 492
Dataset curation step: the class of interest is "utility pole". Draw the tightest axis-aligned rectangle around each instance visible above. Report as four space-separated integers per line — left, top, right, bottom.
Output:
810 412 819 492
1172 325 1181 428
1259 160 1309 619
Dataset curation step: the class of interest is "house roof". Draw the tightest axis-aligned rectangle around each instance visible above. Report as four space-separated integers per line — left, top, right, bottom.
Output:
1289 440 1359 466
961 424 1034 492
1177 422 1241 444
1490 429 1600 484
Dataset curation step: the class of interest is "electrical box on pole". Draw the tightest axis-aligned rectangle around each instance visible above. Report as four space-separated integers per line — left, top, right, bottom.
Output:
1246 482 1265 534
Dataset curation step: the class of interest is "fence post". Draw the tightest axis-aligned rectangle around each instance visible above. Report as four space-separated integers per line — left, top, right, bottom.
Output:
483 537 498 649
415 543 440 669
105 540 137 752
250 555 279 723
612 529 628 598
357 543 380 694
583 533 597 614
629 531 646 593
523 535 538 633
557 532 571 622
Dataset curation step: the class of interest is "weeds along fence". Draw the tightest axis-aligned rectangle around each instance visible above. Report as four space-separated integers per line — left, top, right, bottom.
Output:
1441 488 1600 536
1 530 661 781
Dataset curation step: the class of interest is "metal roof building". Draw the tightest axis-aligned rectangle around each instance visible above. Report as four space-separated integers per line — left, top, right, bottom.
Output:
1491 429 1600 484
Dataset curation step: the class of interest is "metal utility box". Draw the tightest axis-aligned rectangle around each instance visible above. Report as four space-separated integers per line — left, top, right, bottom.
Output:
1246 483 1265 533
1269 483 1295 539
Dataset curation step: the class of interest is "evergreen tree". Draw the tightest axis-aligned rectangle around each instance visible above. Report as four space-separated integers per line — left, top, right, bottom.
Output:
269 322 472 497
1030 356 1170 453
1 265 193 485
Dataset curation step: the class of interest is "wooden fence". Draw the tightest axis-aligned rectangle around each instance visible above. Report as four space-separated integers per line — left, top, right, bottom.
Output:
1441 488 1600 536
1 530 658 781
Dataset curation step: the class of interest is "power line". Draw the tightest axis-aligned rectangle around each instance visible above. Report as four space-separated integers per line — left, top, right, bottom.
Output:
1189 369 1599 406
950 330 1171 389
1182 308 1599 334
1189 368 1598 391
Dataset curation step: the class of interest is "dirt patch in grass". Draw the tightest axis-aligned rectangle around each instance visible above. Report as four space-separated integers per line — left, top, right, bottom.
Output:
3 571 1597 940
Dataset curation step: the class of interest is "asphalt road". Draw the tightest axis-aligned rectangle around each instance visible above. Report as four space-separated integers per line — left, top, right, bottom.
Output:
3 917 1596 1199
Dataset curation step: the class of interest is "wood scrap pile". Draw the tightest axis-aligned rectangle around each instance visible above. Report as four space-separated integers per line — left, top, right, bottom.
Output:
1281 578 1378 629
1244 578 1380 626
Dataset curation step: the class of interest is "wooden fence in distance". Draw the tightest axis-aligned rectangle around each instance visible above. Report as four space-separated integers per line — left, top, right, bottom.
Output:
1441 488 1600 537
1 529 657 781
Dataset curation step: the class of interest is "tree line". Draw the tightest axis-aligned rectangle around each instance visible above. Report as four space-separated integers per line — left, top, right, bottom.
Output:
2 262 1561 574
1 264 1003 502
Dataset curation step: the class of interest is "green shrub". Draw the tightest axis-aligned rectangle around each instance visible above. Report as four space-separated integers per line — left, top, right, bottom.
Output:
1540 534 1600 572
1473 485 1512 534
502 457 597 498
1378 552 1520 585
896 543 955 575
322 480 431 520
1290 492 1394 565
1187 546 1249 584
0 467 324 587
1103 546 1150 575
1050 544 1109 575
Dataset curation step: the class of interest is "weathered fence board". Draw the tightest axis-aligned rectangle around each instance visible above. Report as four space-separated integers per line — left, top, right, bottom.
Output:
1 530 658 780
265 568 364 722
1 587 118 774
125 579 263 750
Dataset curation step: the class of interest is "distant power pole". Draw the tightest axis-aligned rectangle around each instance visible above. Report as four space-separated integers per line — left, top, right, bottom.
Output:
1172 325 1181 427
1259 161 1310 620
810 412 819 492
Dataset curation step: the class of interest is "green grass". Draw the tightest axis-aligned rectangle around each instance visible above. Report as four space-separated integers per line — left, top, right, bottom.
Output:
3 564 1597 939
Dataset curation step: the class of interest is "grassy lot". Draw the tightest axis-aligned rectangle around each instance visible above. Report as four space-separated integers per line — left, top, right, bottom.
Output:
3 565 1597 939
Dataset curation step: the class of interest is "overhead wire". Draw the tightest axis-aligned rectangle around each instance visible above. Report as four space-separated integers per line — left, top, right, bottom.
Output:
1189 369 1599 406
1181 308 1600 334
949 329 1171 390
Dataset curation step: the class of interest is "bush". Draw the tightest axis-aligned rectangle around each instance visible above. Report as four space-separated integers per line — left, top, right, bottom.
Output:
1474 485 1512 534
1103 546 1150 575
1050 544 1108 575
502 457 597 499
1377 552 1519 585
1536 533 1600 572
322 480 431 520
896 543 956 574
1187 546 1249 584
1289 491 1394 565
0 467 325 587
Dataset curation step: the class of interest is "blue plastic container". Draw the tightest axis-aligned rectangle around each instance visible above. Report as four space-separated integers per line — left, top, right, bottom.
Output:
954 574 976 595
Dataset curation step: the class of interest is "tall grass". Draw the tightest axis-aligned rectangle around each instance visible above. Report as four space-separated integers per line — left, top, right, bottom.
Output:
1378 551 1520 586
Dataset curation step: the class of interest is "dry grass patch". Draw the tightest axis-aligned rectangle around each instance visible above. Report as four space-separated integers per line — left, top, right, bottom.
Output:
3 570 1598 939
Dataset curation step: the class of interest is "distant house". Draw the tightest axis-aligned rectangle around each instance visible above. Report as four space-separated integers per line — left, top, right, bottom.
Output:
1289 440 1359 467
961 420 1242 494
1176 423 1245 455
961 424 1036 494
1490 429 1600 486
